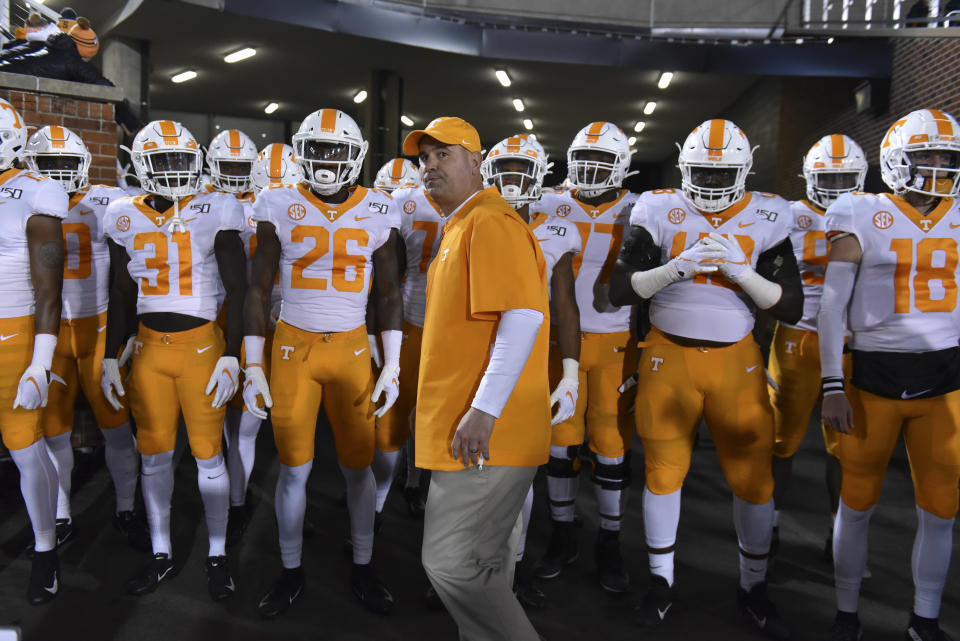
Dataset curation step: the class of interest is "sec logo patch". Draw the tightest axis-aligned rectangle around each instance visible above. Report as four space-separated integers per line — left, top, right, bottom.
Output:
797 214 813 230
288 203 307 221
668 208 686 224
556 204 571 217
116 215 130 232
403 200 416 214
873 211 894 230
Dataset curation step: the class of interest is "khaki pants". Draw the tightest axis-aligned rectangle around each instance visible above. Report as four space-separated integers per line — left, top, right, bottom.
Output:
422 465 540 641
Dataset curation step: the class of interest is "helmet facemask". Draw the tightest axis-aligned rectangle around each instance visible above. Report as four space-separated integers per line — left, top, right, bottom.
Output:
483 157 543 209
293 137 367 196
209 158 253 193
681 164 748 212
30 152 89 192
567 148 621 198
137 148 202 200
901 148 960 197
805 170 863 209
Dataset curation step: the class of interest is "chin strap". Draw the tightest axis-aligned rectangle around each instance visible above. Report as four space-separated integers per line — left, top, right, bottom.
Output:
167 197 187 233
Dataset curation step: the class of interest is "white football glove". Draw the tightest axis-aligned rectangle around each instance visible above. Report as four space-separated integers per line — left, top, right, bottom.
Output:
371 364 400 418
368 334 383 369
550 378 579 425
118 335 137 367
671 238 726 280
241 365 273 420
101 357 125 411
205 356 240 409
705 233 750 281
13 364 49 410
618 373 639 394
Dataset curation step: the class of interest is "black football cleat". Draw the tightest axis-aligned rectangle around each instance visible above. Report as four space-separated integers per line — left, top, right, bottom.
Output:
534 520 578 580
205 555 236 601
113 510 151 552
258 567 305 619
825 611 862 641
226 505 248 547
351 563 394 614
513 560 546 609
595 529 630 593
635 575 675 627
27 548 60 605
738 581 792 640
905 613 955 641
125 553 176 596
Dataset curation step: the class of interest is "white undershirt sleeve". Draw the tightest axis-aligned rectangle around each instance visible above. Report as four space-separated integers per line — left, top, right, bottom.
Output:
817 261 857 393
470 308 544 418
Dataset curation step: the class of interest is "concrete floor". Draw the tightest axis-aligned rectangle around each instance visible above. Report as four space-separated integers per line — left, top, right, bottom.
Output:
0 414 957 641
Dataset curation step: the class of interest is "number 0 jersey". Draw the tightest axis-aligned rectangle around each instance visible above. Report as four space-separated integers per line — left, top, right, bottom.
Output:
630 189 793 343
530 189 638 333
0 168 69 318
103 191 244 320
252 184 398 333
62 184 128 319
786 200 830 332
825 192 960 352
529 213 581 289
394 186 448 328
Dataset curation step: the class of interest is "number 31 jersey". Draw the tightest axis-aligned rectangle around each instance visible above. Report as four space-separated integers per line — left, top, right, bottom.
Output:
252 184 398 333
103 191 244 320
825 192 960 352
393 186 448 328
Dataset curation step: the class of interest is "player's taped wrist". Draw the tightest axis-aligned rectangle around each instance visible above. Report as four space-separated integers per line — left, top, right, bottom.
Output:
629 261 682 299
822 377 845 396
380 329 402 368
243 335 265 367
30 333 56 371
729 267 782 310
560 358 579 384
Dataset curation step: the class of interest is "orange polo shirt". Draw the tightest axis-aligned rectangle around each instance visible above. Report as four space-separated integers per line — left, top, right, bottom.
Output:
415 188 551 471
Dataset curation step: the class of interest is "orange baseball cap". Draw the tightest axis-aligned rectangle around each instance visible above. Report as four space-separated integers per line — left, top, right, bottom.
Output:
403 117 481 155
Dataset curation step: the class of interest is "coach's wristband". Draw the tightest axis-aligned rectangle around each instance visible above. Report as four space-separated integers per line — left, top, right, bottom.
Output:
243 335 265 366
821 376 845 396
31 333 57 371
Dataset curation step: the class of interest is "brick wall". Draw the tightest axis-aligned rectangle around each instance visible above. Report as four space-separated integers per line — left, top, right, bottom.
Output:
0 89 118 184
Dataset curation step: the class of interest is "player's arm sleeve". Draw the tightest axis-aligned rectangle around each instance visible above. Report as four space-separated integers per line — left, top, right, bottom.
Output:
468 212 546 319
817 260 857 391
470 307 544 418
754 237 803 324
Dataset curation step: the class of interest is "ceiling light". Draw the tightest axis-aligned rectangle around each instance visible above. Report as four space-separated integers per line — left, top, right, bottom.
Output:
353 90 367 104
827 36 835 43
171 70 197 83
795 37 804 44
495 69 512 87
657 72 674 89
634 121 645 133
628 136 637 147
400 115 414 127
264 102 279 114
223 47 256 64
643 101 657 115
522 118 533 131
512 98 525 112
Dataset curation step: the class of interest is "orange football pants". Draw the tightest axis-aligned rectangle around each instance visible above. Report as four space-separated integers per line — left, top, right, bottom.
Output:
375 320 422 452
550 330 637 459
269 322 376 469
767 324 845 459
42 311 130 438
841 385 960 519
635 327 774 504
129 321 227 460
0 315 43 451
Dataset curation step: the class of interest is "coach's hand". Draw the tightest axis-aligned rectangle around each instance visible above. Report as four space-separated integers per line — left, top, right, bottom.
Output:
451 407 494 467
822 392 854 434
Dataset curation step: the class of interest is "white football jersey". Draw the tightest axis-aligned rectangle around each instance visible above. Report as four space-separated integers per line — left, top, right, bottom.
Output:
253 184 398 333
530 189 638 333
232 190 283 323
630 189 793 342
394 186 448 328
103 191 244 320
529 213 581 289
0 169 69 319
61 184 127 320
825 192 960 352
785 200 830 332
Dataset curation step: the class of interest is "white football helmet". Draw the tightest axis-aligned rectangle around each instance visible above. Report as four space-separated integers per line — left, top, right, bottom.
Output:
0 98 27 170
374 158 421 194
292 108 367 195
206 129 257 193
801 134 867 209
251 143 302 192
481 134 551 209
23 125 91 192
880 108 960 197
566 121 634 197
127 120 202 200
678 119 754 212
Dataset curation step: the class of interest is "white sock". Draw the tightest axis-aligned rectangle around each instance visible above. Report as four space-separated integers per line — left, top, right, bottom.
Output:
10 441 58 552
516 483 534 562
44 432 73 521
733 496 773 591
276 460 312 569
644 486 680 586
340 463 376 565
834 499 875 613
225 409 261 506
404 436 421 489
101 421 139 513
372 448 400 514
912 506 954 619
593 453 625 531
142 450 175 557
547 445 578 522
196 453 229 557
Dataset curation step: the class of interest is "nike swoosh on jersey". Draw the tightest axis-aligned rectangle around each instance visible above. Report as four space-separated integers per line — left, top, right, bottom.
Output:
0 333 19 341
197 345 213 354
901 389 933 399
354 347 367 356
354 215 370 221
97 325 107 333
746 365 759 372
738 221 755 228
951 222 960 228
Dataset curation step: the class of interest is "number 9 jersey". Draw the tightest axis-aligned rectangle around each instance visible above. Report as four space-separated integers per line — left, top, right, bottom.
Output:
103 191 245 319
825 191 960 352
